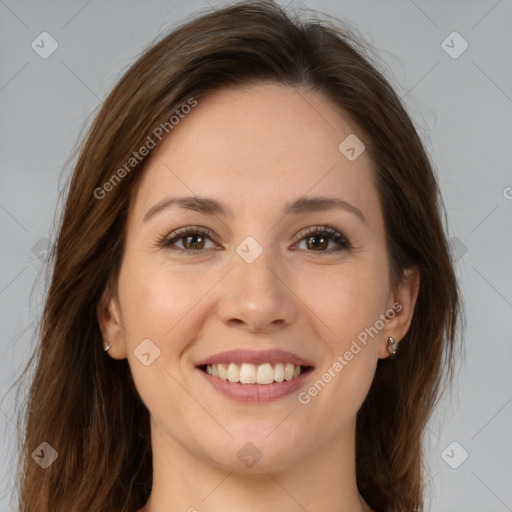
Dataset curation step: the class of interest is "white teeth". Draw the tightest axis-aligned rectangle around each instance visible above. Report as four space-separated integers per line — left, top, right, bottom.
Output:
274 362 284 382
227 362 239 382
239 363 257 384
284 363 294 381
204 362 306 384
218 363 228 380
256 363 274 384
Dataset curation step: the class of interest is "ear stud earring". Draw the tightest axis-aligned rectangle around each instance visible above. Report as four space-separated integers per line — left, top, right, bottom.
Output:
104 304 116 352
387 336 399 355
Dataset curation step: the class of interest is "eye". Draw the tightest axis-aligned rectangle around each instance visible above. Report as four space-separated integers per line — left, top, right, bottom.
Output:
292 225 351 254
157 225 351 255
158 226 218 254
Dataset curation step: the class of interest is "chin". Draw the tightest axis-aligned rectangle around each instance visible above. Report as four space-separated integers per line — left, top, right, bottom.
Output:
202 427 303 474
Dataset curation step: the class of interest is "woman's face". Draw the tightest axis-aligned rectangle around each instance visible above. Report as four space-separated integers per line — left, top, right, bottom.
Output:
101 83 418 473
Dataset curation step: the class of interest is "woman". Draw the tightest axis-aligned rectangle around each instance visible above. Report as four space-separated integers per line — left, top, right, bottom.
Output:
14 1 462 511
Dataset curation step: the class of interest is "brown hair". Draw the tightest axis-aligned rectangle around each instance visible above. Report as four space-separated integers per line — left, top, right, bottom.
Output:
11 1 462 511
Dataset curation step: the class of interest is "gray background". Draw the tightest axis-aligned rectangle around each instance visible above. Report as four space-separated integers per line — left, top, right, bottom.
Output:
1 1 511 511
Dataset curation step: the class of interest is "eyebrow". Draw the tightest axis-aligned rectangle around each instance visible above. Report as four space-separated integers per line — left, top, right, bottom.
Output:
143 195 367 225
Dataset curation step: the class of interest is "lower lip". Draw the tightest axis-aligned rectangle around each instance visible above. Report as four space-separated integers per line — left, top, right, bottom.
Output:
198 368 313 403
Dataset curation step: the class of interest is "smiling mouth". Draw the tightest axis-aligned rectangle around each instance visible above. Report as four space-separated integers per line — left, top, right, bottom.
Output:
198 362 312 384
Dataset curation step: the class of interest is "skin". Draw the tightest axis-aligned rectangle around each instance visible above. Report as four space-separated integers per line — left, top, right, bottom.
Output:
99 83 419 512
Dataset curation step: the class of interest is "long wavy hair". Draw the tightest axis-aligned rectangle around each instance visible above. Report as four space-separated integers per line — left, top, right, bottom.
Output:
10 1 463 511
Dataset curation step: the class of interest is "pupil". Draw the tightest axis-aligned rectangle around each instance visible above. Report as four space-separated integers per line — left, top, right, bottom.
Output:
186 235 204 249
308 235 327 250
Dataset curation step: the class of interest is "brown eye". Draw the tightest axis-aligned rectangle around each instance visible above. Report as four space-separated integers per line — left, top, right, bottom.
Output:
158 225 351 256
159 227 217 253
294 226 351 253
180 233 206 250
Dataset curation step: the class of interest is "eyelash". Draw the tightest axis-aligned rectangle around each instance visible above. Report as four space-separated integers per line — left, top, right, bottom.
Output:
156 225 352 256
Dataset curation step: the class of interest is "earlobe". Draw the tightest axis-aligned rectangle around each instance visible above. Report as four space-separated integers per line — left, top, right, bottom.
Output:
97 291 127 359
379 267 420 359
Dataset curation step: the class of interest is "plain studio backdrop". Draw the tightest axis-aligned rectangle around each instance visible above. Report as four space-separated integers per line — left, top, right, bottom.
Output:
0 1 511 511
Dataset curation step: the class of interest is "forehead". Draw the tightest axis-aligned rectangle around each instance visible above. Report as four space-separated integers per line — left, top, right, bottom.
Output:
131 83 380 224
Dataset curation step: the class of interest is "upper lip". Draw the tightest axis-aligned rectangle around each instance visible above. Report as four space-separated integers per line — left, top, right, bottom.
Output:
196 349 314 367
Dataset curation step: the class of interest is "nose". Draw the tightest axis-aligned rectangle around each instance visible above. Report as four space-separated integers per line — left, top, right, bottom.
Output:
216 247 298 334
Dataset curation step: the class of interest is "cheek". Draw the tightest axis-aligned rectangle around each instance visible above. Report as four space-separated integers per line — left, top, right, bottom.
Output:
296 260 387 349
296 268 382 427
116 255 205 416
119 251 197 332
117 251 210 360
291 259 386 415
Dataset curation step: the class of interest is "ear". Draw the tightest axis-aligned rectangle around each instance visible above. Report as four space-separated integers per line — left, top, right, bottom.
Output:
97 288 127 360
378 267 420 359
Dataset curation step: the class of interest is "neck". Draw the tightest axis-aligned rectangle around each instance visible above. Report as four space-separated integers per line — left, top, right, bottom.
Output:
139 416 372 512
